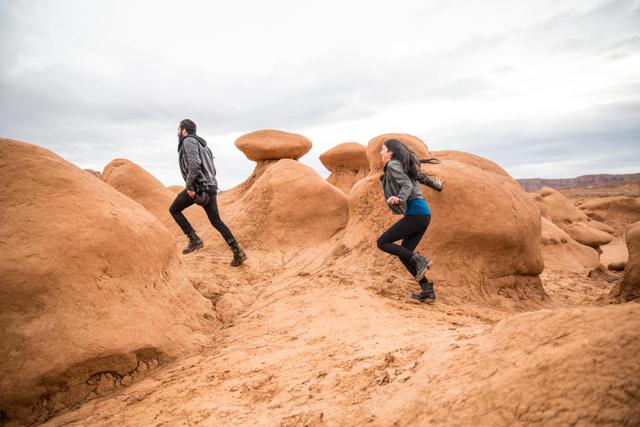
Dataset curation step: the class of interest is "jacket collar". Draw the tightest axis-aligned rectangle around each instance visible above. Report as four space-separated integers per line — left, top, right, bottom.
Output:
178 134 207 152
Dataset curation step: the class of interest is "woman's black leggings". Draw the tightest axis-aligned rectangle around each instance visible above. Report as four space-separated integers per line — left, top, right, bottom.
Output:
377 214 431 279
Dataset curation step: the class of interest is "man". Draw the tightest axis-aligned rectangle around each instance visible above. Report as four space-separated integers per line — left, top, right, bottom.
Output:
169 119 247 266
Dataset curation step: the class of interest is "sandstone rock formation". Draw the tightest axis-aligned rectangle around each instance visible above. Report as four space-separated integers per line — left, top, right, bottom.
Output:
391 304 640 426
564 222 615 249
223 159 349 250
219 131 349 261
528 193 552 220
608 261 627 271
320 142 369 193
102 159 178 228
4 133 638 427
578 196 640 233
235 129 312 161
540 218 600 274
332 135 546 308
0 139 218 424
101 159 208 236
529 191 603 274
610 221 640 301
532 187 613 249
600 238 629 272
586 219 616 234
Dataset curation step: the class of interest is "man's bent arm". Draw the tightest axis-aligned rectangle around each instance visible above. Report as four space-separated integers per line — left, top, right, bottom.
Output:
183 138 201 191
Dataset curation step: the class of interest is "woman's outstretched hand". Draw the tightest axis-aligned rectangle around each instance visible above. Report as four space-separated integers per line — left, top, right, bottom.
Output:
387 196 402 205
433 177 444 187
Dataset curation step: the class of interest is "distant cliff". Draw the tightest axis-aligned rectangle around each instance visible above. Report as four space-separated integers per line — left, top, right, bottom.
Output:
518 173 640 192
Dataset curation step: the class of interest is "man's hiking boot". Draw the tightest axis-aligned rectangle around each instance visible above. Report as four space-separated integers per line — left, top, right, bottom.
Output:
411 280 436 303
411 252 433 282
230 241 247 267
182 231 204 254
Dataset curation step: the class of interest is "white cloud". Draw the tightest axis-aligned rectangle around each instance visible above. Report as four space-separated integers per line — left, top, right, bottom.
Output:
1 0 639 188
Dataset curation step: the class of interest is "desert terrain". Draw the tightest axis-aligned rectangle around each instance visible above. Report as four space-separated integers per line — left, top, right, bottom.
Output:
1 132 639 427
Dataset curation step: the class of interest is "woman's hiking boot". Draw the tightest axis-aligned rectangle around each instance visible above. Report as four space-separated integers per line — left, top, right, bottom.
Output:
230 241 247 266
411 252 433 282
182 230 204 254
411 280 436 303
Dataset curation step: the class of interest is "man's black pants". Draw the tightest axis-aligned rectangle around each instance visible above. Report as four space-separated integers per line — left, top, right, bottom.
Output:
169 188 236 245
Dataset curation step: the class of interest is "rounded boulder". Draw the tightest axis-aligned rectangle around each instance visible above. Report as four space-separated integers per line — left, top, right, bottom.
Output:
235 129 312 161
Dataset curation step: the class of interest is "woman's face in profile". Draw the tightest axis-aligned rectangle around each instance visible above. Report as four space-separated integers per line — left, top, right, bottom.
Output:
380 144 392 164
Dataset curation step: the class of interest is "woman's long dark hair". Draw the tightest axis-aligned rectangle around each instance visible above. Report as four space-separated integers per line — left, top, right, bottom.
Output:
383 139 438 180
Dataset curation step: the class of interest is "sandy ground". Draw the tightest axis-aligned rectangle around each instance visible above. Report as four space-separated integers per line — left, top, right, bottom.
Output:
39 236 635 427
4 140 638 426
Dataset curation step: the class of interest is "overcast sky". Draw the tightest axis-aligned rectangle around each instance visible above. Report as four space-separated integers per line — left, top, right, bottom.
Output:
1 0 639 188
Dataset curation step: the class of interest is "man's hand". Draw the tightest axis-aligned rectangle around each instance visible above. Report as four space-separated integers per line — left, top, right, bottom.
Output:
386 196 402 205
187 190 196 198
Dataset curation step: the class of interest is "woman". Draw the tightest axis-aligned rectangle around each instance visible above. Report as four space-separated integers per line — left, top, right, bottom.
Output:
376 139 443 303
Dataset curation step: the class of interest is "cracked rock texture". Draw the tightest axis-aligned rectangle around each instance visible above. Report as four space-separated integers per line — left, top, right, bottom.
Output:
0 139 218 425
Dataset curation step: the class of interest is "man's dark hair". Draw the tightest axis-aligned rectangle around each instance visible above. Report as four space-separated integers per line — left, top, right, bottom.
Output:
179 119 197 135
